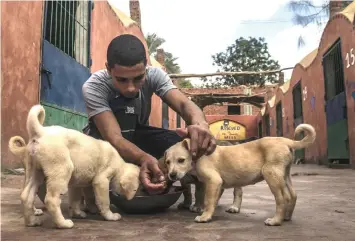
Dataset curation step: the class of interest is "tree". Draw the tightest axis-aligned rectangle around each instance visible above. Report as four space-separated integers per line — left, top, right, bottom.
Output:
287 0 329 48
203 37 280 87
145 32 182 74
145 33 165 55
177 78 194 88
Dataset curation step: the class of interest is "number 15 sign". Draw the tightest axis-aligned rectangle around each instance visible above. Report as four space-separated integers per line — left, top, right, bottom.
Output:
345 48 355 68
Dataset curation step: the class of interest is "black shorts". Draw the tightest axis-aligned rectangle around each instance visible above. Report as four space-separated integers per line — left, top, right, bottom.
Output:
132 125 183 160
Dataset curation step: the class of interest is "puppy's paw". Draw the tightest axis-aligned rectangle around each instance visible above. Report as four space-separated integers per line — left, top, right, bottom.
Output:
26 216 43 227
57 219 74 229
69 209 87 219
225 206 240 213
194 215 212 223
34 208 44 216
189 205 203 213
86 204 99 214
264 217 282 226
177 202 191 210
283 216 292 221
103 211 121 221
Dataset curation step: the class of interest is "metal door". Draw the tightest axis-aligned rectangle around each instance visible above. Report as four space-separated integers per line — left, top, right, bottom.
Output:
292 81 305 161
322 38 349 164
40 1 93 131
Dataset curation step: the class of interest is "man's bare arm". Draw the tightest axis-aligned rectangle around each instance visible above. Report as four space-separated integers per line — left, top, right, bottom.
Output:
162 89 216 158
92 111 148 166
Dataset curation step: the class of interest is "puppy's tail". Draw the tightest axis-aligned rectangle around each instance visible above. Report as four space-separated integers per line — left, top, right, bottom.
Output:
26 104 46 139
8 136 27 159
290 124 316 150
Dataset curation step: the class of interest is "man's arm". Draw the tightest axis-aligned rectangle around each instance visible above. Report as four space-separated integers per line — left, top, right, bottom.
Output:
92 111 147 166
162 88 216 158
93 111 166 194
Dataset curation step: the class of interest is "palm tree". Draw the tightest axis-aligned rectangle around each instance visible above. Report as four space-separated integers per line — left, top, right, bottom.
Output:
144 32 181 74
145 33 166 55
287 0 329 48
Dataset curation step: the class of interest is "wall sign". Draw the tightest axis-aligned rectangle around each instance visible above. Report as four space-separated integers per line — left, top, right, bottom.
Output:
303 86 307 101
209 119 246 141
345 48 354 68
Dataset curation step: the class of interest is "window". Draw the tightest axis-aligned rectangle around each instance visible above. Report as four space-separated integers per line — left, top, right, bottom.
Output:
243 104 253 115
162 102 169 129
322 38 345 101
292 82 303 119
276 102 283 136
243 87 253 115
228 105 241 115
264 114 270 136
176 113 181 128
258 121 262 138
44 1 92 67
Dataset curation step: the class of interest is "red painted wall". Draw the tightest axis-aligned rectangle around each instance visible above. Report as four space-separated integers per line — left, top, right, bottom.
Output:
1 1 44 168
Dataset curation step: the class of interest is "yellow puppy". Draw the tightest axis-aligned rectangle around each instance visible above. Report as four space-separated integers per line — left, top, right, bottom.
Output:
163 124 316 226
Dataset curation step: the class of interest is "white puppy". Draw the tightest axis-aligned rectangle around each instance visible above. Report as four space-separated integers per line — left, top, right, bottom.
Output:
11 104 140 229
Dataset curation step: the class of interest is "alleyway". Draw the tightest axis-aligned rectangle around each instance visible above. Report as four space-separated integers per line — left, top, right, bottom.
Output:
1 164 354 241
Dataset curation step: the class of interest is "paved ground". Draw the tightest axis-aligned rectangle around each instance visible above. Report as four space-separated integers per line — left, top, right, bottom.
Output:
1 164 355 241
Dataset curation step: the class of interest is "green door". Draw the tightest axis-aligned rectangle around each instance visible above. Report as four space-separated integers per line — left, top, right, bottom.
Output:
322 39 349 164
292 82 305 161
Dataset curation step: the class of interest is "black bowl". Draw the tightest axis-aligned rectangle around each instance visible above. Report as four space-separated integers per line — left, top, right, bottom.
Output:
109 186 184 214
37 184 185 214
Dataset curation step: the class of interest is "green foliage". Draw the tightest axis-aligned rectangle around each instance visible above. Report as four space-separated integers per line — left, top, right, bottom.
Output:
177 79 194 88
145 32 182 74
202 37 280 87
287 0 329 48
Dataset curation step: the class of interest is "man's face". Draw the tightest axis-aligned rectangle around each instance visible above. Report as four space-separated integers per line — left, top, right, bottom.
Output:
106 62 146 98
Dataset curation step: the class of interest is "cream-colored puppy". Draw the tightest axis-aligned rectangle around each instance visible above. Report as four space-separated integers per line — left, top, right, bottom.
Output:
163 124 316 226
12 104 140 229
9 137 99 216
8 136 44 216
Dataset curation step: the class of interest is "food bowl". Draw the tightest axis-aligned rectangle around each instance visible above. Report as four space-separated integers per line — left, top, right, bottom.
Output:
37 184 185 214
110 185 184 214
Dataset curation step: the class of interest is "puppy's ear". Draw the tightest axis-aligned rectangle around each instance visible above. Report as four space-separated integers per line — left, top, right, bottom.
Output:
158 153 167 173
182 138 191 151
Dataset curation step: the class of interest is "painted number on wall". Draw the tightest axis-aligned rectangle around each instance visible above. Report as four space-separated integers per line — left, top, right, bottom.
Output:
345 48 355 68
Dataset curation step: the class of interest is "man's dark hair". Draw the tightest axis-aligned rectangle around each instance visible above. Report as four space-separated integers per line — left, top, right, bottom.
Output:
106 34 147 68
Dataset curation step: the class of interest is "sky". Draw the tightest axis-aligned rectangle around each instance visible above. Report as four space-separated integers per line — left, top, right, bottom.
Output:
110 0 327 86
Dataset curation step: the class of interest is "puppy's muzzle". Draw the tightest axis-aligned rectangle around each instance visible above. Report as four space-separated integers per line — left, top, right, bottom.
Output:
168 172 178 181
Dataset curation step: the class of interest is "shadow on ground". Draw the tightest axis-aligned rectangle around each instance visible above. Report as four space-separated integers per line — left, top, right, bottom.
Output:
1 164 355 241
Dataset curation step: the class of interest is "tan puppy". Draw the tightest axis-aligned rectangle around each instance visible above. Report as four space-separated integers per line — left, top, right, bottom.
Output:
8 136 44 216
163 124 316 226
13 104 140 229
9 137 100 216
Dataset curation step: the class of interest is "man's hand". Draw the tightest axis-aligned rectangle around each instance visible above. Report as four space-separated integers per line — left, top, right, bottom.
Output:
176 122 216 160
139 154 166 195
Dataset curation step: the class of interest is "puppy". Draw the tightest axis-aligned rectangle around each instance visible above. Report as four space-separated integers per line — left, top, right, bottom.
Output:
170 140 243 214
163 124 316 226
12 104 140 229
8 136 44 216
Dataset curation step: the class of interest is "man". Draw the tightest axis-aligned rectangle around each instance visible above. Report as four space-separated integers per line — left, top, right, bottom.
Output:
82 34 216 195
